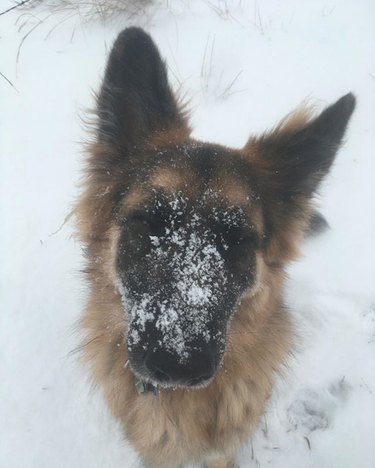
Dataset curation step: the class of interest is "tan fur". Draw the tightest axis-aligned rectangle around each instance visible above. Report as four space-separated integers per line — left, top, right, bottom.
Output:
147 127 191 148
121 188 148 214
274 101 314 134
149 167 186 193
210 173 252 208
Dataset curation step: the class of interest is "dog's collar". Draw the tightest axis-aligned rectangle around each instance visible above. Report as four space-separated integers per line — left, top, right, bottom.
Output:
135 378 159 396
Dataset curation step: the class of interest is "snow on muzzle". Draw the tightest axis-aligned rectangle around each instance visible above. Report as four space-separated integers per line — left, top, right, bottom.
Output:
120 225 233 388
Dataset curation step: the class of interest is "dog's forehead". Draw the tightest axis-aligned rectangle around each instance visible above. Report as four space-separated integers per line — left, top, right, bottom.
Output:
122 174 251 217
150 165 251 203
117 141 267 234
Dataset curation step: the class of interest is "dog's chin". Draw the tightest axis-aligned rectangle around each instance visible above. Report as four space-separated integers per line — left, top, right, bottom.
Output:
128 363 215 391
153 377 215 390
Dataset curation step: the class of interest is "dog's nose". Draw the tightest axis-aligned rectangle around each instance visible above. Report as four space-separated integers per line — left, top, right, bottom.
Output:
144 347 215 387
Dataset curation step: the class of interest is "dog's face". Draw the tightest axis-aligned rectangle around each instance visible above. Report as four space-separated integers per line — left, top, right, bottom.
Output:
116 145 263 387
91 28 355 388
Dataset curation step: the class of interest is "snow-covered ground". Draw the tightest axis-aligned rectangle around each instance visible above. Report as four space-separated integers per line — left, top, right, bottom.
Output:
1 1 375 467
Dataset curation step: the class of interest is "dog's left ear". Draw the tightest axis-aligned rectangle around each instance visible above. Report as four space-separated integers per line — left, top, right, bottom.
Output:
244 93 356 260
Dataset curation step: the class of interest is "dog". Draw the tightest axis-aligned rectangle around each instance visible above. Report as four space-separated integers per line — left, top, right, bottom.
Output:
75 27 355 468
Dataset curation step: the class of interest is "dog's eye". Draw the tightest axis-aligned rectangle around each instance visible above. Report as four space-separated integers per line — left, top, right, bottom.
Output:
127 212 166 236
222 225 259 249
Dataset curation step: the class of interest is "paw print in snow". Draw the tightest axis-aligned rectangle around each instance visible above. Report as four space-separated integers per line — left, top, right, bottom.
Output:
287 379 349 433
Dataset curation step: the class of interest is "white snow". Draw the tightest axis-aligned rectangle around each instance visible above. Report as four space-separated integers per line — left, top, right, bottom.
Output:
1 1 375 467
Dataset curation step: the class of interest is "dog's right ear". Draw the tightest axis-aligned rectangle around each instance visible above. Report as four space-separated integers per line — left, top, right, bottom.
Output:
243 93 355 262
97 28 187 150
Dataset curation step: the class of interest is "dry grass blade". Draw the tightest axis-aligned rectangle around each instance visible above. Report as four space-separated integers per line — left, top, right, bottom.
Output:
0 0 31 17
217 69 245 100
0 70 19 92
44 11 76 40
15 11 56 76
49 210 74 237
26 0 154 23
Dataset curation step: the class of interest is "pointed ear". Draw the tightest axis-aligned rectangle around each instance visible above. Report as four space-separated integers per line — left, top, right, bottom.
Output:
245 93 356 261
97 27 188 149
248 93 356 200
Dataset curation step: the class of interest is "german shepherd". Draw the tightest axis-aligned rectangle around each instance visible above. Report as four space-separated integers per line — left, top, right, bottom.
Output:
76 27 355 468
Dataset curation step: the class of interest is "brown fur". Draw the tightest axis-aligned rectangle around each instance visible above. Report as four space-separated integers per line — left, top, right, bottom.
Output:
75 28 355 468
